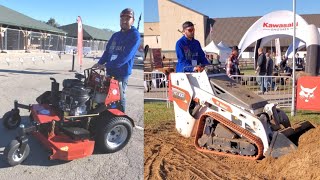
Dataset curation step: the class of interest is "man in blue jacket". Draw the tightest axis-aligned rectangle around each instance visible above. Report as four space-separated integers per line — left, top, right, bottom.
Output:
93 8 141 112
175 21 209 72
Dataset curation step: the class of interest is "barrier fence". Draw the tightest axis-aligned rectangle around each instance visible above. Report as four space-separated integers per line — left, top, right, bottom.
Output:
144 72 170 107
231 75 293 107
1 28 107 53
144 72 293 108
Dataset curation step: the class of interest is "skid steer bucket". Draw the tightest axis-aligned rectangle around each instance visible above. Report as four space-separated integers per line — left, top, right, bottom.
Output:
266 121 315 158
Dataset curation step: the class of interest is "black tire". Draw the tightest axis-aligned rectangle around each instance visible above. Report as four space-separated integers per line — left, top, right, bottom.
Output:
2 110 21 129
277 109 291 128
4 140 30 166
95 116 133 153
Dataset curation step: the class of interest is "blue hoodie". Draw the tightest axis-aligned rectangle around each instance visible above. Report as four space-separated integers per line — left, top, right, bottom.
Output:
98 26 141 79
175 36 209 72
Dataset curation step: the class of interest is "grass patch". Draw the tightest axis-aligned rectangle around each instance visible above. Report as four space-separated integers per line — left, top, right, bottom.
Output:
282 108 320 125
144 103 320 127
144 102 175 127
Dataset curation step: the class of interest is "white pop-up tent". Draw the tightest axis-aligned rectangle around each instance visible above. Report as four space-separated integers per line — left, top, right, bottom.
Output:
217 41 231 50
237 10 320 75
203 41 220 53
203 41 231 64
238 10 310 56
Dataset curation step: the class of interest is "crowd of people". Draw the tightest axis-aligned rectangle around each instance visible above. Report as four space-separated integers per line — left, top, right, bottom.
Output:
255 48 278 94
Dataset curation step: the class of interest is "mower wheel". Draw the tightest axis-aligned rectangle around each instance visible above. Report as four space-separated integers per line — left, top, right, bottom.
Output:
4 140 30 166
96 116 133 153
2 110 21 129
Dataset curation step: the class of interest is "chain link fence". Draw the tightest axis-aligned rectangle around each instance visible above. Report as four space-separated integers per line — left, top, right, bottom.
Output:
64 37 107 55
1 28 107 54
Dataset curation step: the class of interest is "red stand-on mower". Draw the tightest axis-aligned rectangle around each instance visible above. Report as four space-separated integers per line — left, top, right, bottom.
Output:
2 68 134 166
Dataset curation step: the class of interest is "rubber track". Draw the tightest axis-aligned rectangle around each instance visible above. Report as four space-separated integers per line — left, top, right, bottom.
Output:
194 112 264 160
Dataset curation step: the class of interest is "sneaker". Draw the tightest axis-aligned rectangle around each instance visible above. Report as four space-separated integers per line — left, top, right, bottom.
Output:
274 85 278 91
257 91 264 95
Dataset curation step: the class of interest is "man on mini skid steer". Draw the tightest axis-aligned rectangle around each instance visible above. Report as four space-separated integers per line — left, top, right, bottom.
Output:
175 21 210 73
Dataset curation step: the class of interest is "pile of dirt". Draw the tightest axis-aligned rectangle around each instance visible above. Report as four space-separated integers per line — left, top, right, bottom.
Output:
144 121 320 180
252 126 320 179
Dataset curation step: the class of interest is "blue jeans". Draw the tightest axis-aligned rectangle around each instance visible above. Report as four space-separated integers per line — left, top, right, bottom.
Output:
264 77 275 91
117 76 129 113
258 76 265 93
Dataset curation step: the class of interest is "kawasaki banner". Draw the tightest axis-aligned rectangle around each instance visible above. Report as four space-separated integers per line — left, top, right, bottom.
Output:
238 10 310 56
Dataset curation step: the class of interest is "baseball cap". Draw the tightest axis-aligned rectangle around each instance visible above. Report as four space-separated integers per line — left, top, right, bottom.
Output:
120 8 134 18
182 21 194 29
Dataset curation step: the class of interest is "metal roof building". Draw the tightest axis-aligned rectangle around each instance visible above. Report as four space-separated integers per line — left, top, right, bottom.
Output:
60 23 114 41
0 5 113 52
0 5 66 34
0 5 66 51
145 0 320 54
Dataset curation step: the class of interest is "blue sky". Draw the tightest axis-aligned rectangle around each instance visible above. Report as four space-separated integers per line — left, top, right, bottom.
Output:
145 0 320 22
0 0 144 32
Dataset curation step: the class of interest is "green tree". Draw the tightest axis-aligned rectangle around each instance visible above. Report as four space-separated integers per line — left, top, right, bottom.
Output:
46 18 60 28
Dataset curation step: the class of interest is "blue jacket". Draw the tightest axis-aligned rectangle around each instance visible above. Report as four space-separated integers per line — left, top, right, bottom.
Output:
175 36 209 72
98 26 141 79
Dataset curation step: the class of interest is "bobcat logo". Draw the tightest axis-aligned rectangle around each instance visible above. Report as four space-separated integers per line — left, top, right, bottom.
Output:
299 85 317 102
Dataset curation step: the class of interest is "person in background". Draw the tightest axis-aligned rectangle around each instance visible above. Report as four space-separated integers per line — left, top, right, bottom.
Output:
92 8 141 112
295 53 302 69
255 47 267 94
265 51 277 92
303 53 307 70
280 55 288 72
175 21 209 72
212 54 221 65
226 46 240 77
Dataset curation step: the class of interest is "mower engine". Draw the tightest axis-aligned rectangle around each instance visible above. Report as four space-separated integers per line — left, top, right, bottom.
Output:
59 79 90 116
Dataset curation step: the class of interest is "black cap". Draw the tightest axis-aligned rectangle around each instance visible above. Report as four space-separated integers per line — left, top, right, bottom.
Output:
182 21 194 29
120 8 134 18
232 46 239 51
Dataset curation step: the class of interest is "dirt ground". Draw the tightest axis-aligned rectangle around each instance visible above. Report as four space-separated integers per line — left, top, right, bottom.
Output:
144 121 320 180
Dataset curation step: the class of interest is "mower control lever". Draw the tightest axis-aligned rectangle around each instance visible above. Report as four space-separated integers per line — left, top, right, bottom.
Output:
50 77 57 83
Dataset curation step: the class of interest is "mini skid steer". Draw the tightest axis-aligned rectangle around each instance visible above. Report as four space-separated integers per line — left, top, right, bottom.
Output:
169 65 314 160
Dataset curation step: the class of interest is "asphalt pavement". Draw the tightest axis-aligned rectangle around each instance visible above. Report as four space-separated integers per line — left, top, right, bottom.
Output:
0 53 144 180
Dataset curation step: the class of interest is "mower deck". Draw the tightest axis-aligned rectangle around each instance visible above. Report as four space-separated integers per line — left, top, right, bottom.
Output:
33 131 95 161
31 104 95 161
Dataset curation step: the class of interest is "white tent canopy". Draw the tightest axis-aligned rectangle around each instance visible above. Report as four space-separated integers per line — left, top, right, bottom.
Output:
237 10 320 75
203 41 220 53
203 41 231 64
217 41 231 50
238 10 314 56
